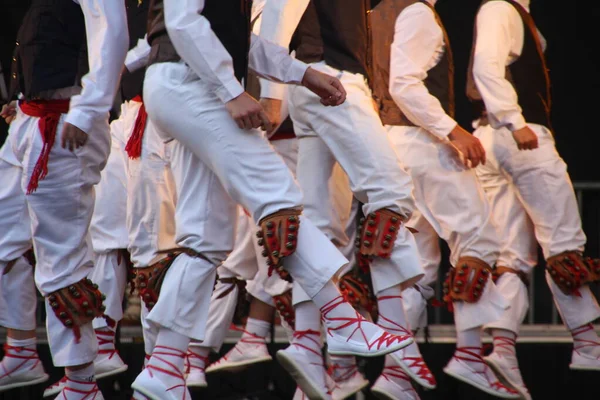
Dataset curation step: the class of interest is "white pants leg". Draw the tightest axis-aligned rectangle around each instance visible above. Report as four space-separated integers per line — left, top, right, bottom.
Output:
7 104 109 366
403 208 440 330
0 150 36 331
475 124 600 330
289 72 423 291
144 63 344 311
387 125 505 331
90 112 130 329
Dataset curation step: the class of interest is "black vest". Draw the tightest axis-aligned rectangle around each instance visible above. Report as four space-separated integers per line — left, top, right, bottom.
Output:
466 0 551 128
147 0 252 84
371 0 454 126
9 0 88 100
294 0 380 82
121 0 150 101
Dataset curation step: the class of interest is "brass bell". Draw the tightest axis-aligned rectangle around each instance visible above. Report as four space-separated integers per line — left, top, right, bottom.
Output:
288 234 296 240
256 231 264 238
267 230 274 237
289 225 297 231
148 302 155 308
49 295 56 302
100 305 106 312
456 281 463 286
65 319 73 326
368 220 376 226
272 251 280 257
382 241 390 248
385 234 392 240
258 239 264 246
391 217 398 223
475 284 482 289
288 216 297 222
82 301 89 307
389 226 396 232
93 283 99 290
262 250 268 257
144 293 151 299
140 282 147 288
86 309 94 316
69 286 76 292
101 294 106 300
59 312 67 318
363 241 371 247
266 221 274 229
51 302 59 309
286 242 294 249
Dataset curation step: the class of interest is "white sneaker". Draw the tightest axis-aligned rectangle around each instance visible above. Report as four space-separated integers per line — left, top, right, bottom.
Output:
371 367 420 400
389 346 436 389
443 348 520 399
484 351 531 400
131 368 191 400
44 376 67 398
56 380 104 400
331 366 369 400
205 340 271 373
277 346 331 400
185 366 207 388
570 348 600 371
321 299 412 358
94 350 128 379
0 347 49 392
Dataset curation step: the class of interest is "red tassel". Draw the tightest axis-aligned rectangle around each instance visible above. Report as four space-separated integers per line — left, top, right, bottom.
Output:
125 102 147 159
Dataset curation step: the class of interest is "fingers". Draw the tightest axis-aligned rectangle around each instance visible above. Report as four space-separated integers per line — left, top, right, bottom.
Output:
330 78 347 104
249 113 262 129
258 109 273 133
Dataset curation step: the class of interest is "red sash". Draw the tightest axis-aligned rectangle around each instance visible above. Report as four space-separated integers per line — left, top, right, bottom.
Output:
124 95 147 159
19 99 70 194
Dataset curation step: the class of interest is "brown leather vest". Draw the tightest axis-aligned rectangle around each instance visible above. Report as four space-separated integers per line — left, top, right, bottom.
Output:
370 0 454 126
466 0 551 128
146 0 252 83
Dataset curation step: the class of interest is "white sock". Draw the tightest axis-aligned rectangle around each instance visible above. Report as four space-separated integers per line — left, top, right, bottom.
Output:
2 337 39 374
328 355 358 382
381 354 416 392
294 301 321 332
492 329 517 357
571 323 600 358
146 328 189 387
377 286 420 357
291 301 323 364
65 364 99 398
456 327 482 349
313 282 385 341
94 327 116 357
245 318 271 339
187 346 209 373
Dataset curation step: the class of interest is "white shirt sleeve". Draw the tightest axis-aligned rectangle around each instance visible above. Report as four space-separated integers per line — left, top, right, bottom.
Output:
249 33 308 86
473 2 527 131
259 0 310 100
65 0 128 135
389 4 456 139
125 35 151 73
164 0 245 104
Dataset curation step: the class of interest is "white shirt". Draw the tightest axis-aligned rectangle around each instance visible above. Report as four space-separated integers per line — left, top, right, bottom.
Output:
163 0 309 104
125 35 151 73
473 0 546 131
389 1 456 139
65 0 129 135
258 0 311 100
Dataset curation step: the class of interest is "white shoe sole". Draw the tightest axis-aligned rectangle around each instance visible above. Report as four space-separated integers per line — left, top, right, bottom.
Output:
186 379 208 388
96 364 129 380
0 373 49 393
370 386 397 400
569 363 600 371
484 357 530 400
205 355 272 373
443 366 520 399
277 351 330 400
334 379 369 400
328 336 413 358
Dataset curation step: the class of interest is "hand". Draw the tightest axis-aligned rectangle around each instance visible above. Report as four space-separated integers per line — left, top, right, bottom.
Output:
511 126 538 150
259 98 282 135
0 101 17 125
60 122 88 152
226 92 272 132
448 124 486 168
301 67 346 106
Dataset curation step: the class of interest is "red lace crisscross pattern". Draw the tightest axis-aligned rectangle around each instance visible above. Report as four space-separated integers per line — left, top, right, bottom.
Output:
320 296 404 351
453 347 518 395
146 346 188 399
57 378 101 400
572 324 600 359
377 295 436 386
0 345 41 381
291 330 330 394
95 329 117 360
328 356 358 382
380 366 417 395
492 335 517 357
212 324 267 365
47 376 68 393
185 349 209 375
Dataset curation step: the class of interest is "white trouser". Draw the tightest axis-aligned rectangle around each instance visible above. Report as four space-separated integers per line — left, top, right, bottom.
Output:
289 68 423 293
0 104 109 366
0 153 36 331
142 62 345 341
89 105 131 329
387 125 505 331
475 123 600 331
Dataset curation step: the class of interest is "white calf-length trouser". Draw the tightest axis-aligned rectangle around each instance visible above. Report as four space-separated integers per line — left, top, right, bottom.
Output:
288 62 423 294
142 62 346 341
0 104 109 366
475 123 600 331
